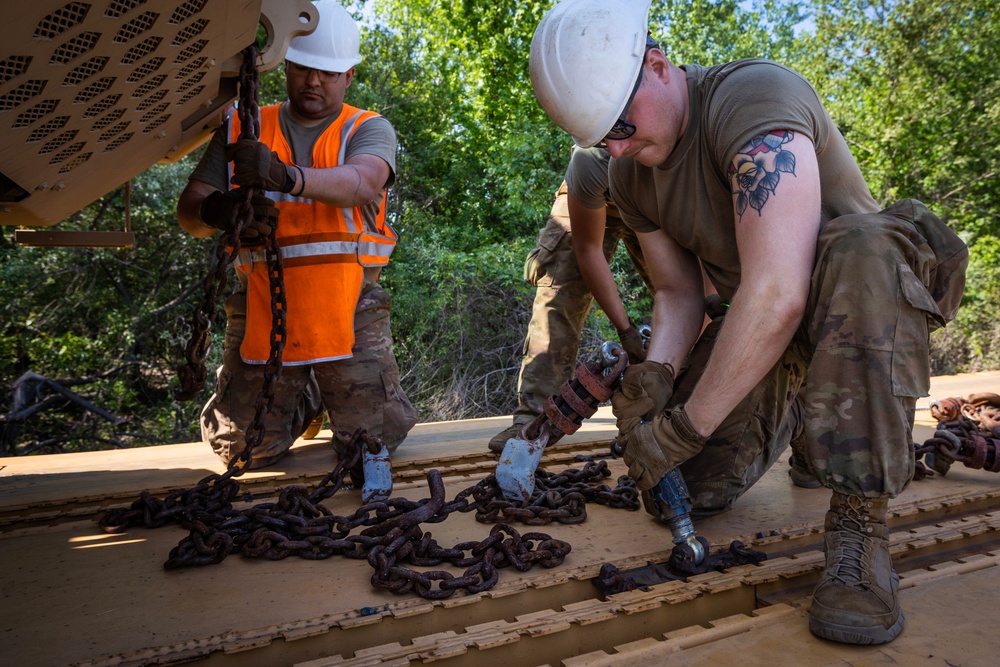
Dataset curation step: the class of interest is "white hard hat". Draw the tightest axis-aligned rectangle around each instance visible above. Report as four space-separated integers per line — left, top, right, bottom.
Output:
285 1 362 73
530 0 653 147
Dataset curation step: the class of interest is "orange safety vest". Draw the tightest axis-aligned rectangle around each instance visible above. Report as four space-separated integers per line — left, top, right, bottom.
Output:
229 103 397 364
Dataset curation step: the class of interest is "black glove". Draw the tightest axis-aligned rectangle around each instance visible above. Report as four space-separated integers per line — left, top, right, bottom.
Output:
611 360 675 426
199 190 278 243
616 320 648 364
617 405 706 490
225 139 295 193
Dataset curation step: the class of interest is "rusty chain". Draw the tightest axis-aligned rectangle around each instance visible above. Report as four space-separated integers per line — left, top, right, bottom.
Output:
103 44 285 544
915 392 1000 478
173 44 286 481
100 427 638 599
177 44 257 400
520 341 629 448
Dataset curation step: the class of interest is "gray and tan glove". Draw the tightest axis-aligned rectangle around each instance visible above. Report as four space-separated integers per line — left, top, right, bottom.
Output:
225 139 296 193
611 360 675 426
199 190 278 244
616 405 707 490
616 320 648 364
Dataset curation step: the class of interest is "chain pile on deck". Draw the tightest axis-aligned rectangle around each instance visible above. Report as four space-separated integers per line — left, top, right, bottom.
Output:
99 429 639 599
915 392 1000 478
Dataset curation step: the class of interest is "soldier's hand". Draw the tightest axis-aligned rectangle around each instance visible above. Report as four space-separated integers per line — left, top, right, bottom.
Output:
226 139 296 193
199 190 278 244
616 321 648 363
618 405 706 490
611 360 675 428
239 194 278 245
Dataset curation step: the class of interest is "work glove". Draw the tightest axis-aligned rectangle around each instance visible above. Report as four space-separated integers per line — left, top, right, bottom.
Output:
616 320 648 364
617 405 707 490
225 139 296 193
611 360 675 426
199 190 278 244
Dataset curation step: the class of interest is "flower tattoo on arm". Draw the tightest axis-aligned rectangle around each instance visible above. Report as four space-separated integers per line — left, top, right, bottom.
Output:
728 130 797 221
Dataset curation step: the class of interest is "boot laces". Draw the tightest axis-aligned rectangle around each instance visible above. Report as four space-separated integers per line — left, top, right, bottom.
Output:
829 498 877 588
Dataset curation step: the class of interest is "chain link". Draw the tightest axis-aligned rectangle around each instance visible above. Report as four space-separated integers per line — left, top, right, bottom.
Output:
100 428 639 599
173 45 285 482
915 392 1000 478
178 45 259 401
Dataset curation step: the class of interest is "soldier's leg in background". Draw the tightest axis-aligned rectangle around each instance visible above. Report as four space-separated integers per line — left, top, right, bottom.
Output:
200 290 321 469
490 218 593 452
314 283 417 458
515 218 594 416
784 392 822 488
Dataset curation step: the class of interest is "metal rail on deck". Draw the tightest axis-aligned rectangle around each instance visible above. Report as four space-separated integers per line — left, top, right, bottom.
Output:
63 495 1000 667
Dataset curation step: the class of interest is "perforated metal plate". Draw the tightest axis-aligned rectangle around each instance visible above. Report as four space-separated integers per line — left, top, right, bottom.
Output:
0 0 316 228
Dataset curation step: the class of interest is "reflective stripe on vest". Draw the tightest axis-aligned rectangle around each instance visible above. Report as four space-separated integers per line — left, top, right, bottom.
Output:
234 234 395 269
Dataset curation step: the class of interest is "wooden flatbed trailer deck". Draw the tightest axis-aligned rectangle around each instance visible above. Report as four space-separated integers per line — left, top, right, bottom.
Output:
2 371 999 666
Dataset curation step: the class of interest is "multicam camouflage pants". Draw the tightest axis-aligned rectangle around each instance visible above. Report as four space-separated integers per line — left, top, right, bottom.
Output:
669 199 968 513
513 214 652 423
201 283 418 468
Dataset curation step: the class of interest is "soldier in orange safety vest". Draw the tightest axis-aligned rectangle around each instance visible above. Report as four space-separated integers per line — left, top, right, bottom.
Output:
177 0 417 481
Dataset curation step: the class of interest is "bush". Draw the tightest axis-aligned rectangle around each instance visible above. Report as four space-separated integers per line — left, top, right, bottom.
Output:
932 235 1000 373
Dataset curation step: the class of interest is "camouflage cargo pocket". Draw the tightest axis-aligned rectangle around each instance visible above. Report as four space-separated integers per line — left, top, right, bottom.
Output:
380 367 418 452
891 262 940 398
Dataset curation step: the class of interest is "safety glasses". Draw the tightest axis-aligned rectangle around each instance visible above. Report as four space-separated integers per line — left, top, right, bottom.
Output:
287 61 342 82
603 61 644 142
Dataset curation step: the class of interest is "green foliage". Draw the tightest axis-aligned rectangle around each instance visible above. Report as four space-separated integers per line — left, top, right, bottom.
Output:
381 236 536 420
0 153 220 454
652 0 806 64
796 0 1000 374
953 236 1000 370
796 0 1000 235
364 0 566 249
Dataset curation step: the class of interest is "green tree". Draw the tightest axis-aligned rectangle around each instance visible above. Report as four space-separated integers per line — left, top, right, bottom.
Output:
794 0 1000 369
796 0 1000 223
652 0 805 64
0 153 217 454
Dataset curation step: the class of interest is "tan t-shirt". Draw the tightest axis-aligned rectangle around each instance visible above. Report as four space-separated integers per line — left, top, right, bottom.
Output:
610 59 879 300
549 145 621 229
565 146 621 219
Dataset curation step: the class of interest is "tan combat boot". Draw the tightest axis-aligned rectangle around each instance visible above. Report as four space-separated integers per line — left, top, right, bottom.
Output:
488 421 531 455
302 412 326 440
809 492 904 644
788 448 822 489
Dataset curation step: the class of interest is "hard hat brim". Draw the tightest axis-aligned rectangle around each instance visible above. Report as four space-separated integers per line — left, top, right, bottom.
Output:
285 49 362 74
